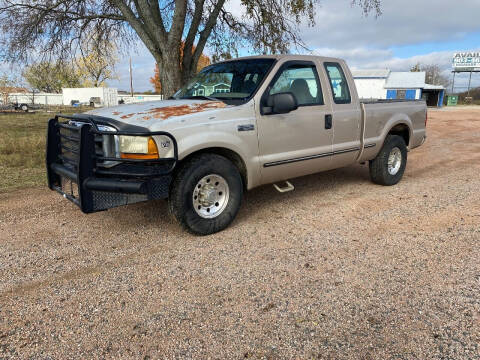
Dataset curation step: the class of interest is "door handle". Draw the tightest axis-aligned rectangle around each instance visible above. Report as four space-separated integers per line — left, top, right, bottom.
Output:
325 114 333 129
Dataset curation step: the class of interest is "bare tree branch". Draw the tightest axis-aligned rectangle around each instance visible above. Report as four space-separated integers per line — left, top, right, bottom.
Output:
0 0 382 96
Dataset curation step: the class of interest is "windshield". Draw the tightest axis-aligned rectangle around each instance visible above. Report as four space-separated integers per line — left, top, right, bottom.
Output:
173 59 275 102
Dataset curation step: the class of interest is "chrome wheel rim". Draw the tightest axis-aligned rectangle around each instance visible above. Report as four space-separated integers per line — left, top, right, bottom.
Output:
192 174 229 219
387 147 402 175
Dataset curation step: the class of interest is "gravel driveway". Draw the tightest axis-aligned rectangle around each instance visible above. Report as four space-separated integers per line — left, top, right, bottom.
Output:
1 108 479 359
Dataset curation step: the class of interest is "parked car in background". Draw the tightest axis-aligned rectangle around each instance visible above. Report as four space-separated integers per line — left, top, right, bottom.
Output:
0 102 34 112
89 97 102 107
46 55 427 235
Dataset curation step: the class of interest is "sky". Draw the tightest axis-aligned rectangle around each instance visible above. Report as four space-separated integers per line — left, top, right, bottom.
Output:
97 0 480 92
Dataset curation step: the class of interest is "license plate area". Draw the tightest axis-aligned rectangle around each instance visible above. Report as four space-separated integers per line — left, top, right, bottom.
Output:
60 177 79 199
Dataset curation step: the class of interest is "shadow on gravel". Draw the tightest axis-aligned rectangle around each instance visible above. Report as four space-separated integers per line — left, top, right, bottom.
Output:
236 164 371 223
84 164 372 234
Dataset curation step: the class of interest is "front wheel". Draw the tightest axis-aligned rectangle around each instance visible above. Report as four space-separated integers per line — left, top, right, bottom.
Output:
369 135 407 186
169 153 243 235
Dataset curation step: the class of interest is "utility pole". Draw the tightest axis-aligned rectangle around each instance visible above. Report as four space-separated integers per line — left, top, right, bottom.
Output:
467 71 472 97
451 72 456 94
129 57 134 97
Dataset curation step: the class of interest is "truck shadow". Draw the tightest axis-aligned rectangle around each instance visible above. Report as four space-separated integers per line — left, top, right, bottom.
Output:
236 164 371 224
107 164 372 232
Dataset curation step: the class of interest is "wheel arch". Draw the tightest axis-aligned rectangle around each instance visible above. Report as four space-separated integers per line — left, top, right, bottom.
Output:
176 147 248 190
387 122 411 147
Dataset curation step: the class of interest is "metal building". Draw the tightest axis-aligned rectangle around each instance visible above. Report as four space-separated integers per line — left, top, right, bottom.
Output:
384 72 426 100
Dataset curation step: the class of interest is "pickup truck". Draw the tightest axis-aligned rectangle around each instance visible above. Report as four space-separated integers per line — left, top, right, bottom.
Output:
46 55 427 235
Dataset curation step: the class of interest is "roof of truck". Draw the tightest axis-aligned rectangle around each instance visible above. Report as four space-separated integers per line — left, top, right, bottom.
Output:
218 54 344 63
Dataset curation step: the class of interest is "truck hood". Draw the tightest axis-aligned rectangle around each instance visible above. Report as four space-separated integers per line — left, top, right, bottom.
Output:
85 99 230 129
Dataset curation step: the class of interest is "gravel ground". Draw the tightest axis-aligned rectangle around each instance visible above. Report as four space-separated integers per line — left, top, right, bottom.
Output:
0 108 479 359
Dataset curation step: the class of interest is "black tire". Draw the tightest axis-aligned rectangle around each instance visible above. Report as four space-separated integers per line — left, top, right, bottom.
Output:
369 135 407 186
20 104 28 112
169 153 243 235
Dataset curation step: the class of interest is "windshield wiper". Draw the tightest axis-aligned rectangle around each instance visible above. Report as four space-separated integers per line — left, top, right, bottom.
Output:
180 95 220 101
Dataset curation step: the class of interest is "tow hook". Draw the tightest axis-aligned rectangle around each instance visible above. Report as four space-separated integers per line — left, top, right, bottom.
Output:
273 181 295 193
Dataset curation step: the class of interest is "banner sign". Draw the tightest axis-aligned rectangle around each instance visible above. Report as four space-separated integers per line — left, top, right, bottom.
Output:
453 52 480 71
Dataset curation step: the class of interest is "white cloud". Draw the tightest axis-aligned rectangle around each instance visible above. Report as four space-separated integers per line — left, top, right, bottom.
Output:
312 47 480 90
95 0 480 91
303 0 480 49
316 48 455 71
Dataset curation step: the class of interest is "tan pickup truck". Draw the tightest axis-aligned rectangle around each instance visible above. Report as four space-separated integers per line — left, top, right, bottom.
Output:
46 55 427 235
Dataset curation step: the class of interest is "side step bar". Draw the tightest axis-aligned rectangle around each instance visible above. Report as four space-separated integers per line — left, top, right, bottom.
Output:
273 181 295 193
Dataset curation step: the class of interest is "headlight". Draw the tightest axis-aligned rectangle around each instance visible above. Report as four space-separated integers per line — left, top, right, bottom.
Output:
119 136 159 159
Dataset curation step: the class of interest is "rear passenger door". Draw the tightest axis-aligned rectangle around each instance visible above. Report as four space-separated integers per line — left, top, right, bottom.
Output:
256 60 333 185
323 62 362 166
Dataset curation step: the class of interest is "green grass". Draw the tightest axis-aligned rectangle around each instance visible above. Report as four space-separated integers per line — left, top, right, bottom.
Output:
0 107 91 193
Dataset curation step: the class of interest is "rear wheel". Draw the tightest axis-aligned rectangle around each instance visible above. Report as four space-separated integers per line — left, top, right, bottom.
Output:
369 135 407 186
169 153 243 235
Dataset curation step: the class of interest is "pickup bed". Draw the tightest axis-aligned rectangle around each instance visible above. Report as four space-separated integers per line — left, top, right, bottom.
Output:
46 55 427 235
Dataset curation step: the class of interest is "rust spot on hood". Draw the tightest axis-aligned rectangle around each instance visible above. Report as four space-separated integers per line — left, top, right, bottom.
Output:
147 102 227 120
112 111 121 115
120 113 135 119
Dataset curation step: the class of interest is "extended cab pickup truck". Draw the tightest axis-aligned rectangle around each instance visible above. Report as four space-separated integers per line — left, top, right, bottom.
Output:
46 55 427 235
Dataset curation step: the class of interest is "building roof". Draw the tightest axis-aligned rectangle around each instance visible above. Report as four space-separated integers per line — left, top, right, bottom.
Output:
384 72 426 89
423 83 445 90
352 69 390 78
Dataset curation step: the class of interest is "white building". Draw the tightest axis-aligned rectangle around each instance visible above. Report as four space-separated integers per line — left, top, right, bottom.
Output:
352 69 445 107
351 69 391 99
62 87 118 107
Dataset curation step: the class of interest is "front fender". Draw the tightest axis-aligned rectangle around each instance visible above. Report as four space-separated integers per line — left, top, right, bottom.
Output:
175 129 261 189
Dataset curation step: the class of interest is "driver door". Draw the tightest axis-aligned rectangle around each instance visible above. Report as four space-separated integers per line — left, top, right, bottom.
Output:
256 60 333 185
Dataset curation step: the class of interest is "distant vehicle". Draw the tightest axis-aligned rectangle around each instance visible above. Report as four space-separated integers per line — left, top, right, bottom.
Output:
0 102 31 112
46 54 427 235
89 97 102 107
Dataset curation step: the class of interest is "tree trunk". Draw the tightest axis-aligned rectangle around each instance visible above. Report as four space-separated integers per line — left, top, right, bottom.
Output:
158 51 182 98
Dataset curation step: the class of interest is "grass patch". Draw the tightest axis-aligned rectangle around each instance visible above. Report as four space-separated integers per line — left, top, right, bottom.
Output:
0 107 91 193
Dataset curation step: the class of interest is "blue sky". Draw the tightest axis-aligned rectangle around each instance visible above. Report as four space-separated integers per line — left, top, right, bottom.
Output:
106 0 480 92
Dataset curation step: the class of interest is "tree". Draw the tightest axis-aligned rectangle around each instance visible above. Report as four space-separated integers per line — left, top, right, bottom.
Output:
76 33 119 87
422 64 450 88
23 62 82 93
0 0 382 97
0 72 20 104
76 51 118 87
411 63 450 88
410 63 421 72
150 41 210 94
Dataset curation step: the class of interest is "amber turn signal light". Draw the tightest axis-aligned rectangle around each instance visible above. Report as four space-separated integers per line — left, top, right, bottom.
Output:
120 137 159 160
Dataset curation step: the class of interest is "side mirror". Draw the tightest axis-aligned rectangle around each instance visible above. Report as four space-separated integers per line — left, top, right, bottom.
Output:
263 92 298 115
